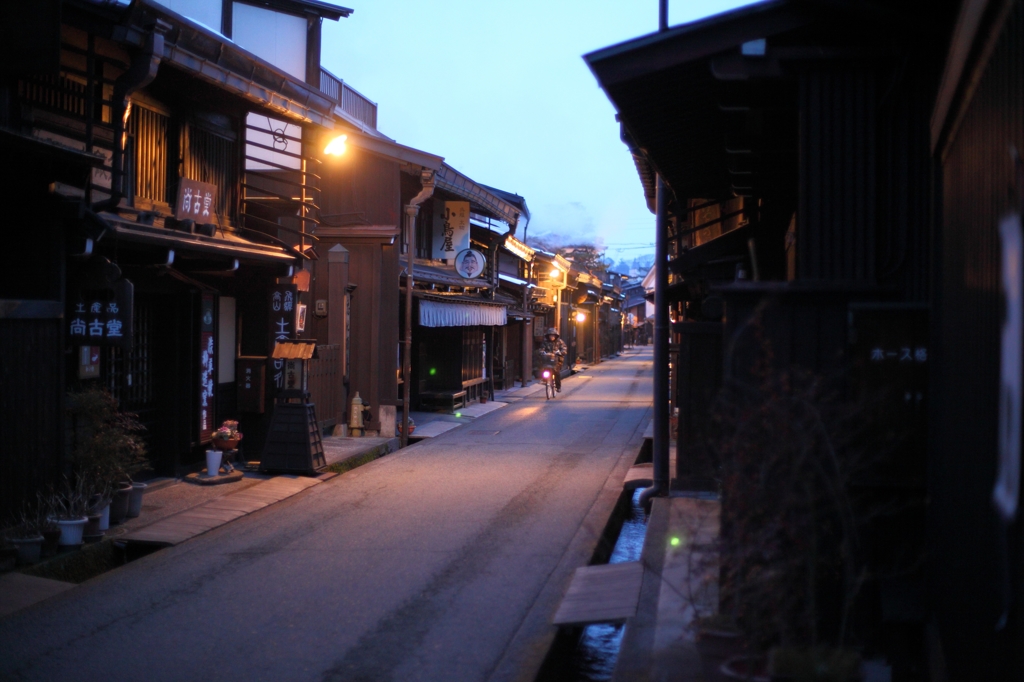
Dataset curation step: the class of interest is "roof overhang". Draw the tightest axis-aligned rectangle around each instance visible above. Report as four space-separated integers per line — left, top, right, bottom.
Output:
115 0 337 127
585 0 814 201
435 164 524 227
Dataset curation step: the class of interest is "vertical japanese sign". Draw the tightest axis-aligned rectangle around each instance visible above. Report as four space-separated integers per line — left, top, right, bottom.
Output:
995 213 1022 521
199 294 216 442
268 284 298 393
67 279 133 351
432 201 470 260
175 178 218 222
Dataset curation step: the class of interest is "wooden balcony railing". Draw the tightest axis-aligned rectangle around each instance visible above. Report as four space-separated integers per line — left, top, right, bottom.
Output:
319 67 377 130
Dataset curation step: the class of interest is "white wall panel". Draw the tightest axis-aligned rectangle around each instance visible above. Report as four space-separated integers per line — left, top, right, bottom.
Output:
157 0 222 34
232 3 307 80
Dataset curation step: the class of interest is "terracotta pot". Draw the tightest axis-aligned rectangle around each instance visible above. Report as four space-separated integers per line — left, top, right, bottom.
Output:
127 482 147 518
108 483 132 525
212 437 241 452
11 536 43 565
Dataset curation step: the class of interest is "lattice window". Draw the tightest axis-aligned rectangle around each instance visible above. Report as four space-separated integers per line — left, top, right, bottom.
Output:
127 105 169 205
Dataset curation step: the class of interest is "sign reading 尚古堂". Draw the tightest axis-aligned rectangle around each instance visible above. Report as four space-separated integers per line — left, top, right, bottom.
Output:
268 284 299 393
432 201 470 260
67 278 133 351
175 178 218 222
199 293 216 442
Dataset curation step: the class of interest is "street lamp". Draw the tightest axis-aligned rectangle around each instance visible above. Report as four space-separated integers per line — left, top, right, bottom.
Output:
324 134 348 156
575 311 587 323
549 267 561 278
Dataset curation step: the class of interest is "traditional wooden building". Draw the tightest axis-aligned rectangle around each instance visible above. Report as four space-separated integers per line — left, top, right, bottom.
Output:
400 165 528 412
586 0 1024 675
0 0 348 513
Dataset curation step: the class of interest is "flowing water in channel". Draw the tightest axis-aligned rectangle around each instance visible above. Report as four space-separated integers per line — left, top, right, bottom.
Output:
536 487 648 682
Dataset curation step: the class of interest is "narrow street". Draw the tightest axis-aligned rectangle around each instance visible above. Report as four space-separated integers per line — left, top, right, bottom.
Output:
0 350 652 682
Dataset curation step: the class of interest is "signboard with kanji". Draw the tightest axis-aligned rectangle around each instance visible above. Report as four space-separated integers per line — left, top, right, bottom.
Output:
432 201 470 260
199 294 216 442
67 278 133 350
175 177 218 222
237 357 266 413
268 284 299 393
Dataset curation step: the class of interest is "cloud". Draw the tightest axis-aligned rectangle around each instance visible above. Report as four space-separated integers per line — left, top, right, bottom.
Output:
527 201 603 248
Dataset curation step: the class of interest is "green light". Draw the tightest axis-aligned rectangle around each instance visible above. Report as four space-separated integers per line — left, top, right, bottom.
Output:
670 537 681 547
455 412 462 418
429 367 437 376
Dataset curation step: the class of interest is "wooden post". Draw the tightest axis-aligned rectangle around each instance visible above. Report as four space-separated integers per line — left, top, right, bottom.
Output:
328 244 349 435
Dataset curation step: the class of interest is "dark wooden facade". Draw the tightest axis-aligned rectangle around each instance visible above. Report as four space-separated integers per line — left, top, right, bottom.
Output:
0 0 338 512
585 0 1024 675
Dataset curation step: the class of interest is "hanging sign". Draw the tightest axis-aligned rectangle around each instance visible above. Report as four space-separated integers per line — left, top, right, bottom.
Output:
995 212 1022 521
455 249 486 279
67 278 133 351
199 294 216 442
268 283 299 392
175 177 218 222
432 201 470 260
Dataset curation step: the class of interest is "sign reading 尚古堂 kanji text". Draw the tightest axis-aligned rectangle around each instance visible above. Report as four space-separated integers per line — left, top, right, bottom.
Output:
67 278 133 351
268 284 299 393
175 178 218 222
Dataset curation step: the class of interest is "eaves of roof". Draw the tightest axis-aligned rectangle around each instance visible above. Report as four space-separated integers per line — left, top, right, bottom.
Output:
119 0 337 128
435 164 524 227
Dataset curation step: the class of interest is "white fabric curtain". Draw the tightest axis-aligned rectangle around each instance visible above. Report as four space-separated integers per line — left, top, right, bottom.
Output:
419 300 507 327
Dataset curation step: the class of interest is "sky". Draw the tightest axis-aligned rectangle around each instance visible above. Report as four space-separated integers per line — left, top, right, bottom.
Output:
320 0 760 264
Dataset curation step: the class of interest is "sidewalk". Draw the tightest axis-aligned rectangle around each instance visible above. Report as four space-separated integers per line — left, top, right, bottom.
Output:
0 435 396 620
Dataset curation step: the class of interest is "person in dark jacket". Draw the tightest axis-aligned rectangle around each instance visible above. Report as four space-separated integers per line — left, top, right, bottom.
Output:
538 327 567 391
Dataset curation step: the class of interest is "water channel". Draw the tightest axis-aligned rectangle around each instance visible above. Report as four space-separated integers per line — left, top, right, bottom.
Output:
535 487 648 682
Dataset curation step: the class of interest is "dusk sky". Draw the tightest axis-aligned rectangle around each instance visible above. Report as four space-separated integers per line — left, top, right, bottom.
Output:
321 0 759 264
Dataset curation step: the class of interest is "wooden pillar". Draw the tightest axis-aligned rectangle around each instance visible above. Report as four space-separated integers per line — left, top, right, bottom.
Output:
328 244 349 433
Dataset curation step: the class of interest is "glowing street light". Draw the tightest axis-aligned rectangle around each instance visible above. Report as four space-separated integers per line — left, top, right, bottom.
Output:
549 267 561 278
575 311 587 323
324 134 348 156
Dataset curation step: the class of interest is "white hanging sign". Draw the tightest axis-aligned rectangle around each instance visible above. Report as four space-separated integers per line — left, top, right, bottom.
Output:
432 201 470 260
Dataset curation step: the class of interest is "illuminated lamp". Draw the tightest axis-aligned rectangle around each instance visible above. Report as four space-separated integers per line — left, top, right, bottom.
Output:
324 134 348 156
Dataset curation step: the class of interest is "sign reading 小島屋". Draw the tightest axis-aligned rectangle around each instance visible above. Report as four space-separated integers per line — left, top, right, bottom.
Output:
175 178 218 222
67 278 134 351
432 201 470 260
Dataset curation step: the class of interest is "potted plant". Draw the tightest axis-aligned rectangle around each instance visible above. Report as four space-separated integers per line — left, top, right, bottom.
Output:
8 503 47 565
67 388 148 524
209 420 243 475
49 477 90 548
707 315 899 681
212 420 243 452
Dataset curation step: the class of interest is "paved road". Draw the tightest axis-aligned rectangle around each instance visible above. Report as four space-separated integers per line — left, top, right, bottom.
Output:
1 349 652 682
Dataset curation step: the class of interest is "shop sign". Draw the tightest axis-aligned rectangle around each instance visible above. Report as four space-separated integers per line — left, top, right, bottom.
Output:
199 294 216 442
455 249 486 279
175 177 218 222
432 201 470 260
68 278 133 351
268 284 299 392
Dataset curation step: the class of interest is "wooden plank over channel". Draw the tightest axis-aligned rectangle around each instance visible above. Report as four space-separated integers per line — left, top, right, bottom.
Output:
552 561 644 626
122 476 321 546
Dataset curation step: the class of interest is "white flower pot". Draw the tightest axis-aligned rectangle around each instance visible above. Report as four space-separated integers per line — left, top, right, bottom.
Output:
98 502 111 531
206 449 222 476
127 482 147 518
56 517 88 546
